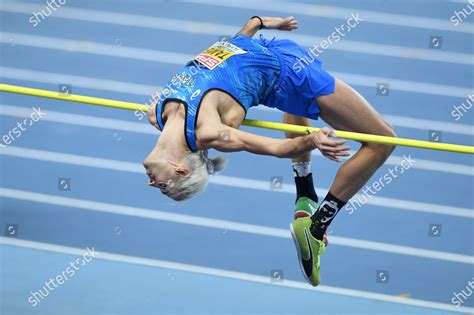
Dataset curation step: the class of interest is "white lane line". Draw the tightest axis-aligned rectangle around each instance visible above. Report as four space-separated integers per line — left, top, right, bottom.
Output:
0 104 156 135
0 66 163 100
184 0 474 34
379 153 473 177
0 67 158 96
0 188 472 264
0 32 191 65
1 3 472 65
329 71 473 100
1 238 472 314
0 37 472 99
0 146 472 218
210 175 474 218
312 148 474 177
382 114 473 136
1 104 472 176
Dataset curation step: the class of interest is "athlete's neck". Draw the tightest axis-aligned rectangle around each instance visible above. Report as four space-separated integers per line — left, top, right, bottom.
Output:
157 104 191 161
162 101 185 122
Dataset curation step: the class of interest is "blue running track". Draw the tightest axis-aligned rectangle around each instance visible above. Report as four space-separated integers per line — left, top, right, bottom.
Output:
0 1 473 314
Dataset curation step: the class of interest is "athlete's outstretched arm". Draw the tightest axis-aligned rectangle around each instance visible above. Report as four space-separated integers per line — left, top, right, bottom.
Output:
200 125 350 160
237 16 298 37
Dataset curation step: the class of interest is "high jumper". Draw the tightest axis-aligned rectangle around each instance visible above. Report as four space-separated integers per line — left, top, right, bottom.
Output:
141 15 397 286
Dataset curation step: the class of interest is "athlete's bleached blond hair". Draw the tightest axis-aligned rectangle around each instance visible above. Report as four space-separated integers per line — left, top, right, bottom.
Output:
166 150 227 201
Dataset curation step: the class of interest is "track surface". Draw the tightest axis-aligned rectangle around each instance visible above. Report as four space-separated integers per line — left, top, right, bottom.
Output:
0 0 473 314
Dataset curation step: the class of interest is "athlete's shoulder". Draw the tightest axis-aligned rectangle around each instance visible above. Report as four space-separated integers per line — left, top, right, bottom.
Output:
147 102 161 131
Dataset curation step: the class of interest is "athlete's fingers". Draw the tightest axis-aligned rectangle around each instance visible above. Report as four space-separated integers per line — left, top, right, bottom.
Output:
320 127 336 138
319 145 349 153
311 128 348 154
325 151 346 162
281 23 298 31
319 138 348 150
278 16 298 31
322 150 337 158
279 16 294 27
289 20 298 27
319 145 350 159
334 145 351 153
323 152 340 162
327 150 350 159
334 151 351 157
322 139 347 148
325 150 350 158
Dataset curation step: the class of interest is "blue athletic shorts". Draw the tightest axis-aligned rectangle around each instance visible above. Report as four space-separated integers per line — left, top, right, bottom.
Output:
259 36 335 120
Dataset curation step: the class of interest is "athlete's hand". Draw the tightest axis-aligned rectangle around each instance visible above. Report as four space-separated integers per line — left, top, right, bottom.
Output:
262 16 298 31
311 127 350 162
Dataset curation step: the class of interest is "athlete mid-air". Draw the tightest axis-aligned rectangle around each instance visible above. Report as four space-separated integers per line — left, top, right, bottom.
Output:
143 16 396 286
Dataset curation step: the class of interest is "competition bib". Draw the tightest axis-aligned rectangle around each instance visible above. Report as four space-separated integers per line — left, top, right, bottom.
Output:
194 41 247 70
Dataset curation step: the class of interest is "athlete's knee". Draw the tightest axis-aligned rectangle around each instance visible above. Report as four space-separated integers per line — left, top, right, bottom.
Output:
362 143 392 166
382 122 397 155
382 119 397 139
363 125 397 163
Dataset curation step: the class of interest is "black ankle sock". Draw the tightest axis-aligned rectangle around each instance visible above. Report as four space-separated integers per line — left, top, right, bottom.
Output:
294 173 318 204
310 191 346 240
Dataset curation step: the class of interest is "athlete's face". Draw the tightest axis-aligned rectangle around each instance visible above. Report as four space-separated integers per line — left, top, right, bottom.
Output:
143 151 190 196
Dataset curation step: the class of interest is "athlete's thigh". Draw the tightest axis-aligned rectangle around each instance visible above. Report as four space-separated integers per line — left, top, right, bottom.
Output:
316 79 394 136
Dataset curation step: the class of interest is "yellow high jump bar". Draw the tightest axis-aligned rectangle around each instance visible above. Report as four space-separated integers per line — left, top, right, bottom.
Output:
1 83 473 154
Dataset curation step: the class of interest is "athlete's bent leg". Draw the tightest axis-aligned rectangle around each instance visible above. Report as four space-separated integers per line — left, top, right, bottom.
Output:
311 79 396 239
318 79 396 200
290 80 396 287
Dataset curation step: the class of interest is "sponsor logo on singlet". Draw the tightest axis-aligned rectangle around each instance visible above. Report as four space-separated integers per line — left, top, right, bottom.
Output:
171 73 196 87
194 41 247 70
190 89 201 101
